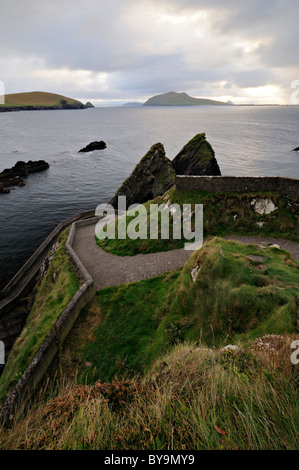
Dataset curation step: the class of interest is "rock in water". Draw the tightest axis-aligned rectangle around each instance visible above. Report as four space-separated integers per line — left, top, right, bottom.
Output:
110 143 175 208
172 133 221 176
0 160 49 182
292 147 299 151
0 160 49 193
79 141 106 152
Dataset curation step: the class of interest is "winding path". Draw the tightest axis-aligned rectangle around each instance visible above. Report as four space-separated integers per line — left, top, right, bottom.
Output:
72 223 190 289
72 221 299 290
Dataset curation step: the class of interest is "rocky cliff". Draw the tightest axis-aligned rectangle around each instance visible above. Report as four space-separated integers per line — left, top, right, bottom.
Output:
110 134 221 207
172 133 221 176
110 143 175 208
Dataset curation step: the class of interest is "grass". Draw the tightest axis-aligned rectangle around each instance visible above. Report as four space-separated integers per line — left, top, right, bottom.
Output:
58 238 299 385
0 238 298 450
58 272 180 384
98 187 299 256
0 91 83 108
0 229 81 405
1 340 298 450
165 238 299 347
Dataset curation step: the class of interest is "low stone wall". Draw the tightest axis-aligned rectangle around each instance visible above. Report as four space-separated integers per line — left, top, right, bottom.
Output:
1 210 95 302
0 216 98 422
0 211 95 359
175 176 299 199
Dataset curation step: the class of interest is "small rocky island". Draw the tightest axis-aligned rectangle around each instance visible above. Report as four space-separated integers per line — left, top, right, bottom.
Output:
0 91 94 112
0 160 49 193
79 141 107 153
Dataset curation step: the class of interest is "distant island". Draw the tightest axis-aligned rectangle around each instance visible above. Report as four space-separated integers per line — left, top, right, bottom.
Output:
143 91 231 106
123 102 143 107
0 91 94 112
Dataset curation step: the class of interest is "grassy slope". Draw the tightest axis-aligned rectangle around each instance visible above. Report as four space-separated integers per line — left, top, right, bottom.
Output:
1 238 298 449
59 238 299 384
0 229 81 405
98 187 299 256
1 340 298 450
0 91 83 108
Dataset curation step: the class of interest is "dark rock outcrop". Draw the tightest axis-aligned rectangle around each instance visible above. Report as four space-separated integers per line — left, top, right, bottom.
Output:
292 147 299 151
172 133 221 176
79 141 107 153
85 102 94 108
109 134 221 208
110 143 175 208
0 160 49 194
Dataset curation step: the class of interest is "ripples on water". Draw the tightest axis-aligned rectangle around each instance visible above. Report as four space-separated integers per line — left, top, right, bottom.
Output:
0 106 298 288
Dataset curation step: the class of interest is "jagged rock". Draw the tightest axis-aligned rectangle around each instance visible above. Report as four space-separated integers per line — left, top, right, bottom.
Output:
172 133 221 176
110 143 175 208
0 160 49 193
79 141 106 153
0 160 49 182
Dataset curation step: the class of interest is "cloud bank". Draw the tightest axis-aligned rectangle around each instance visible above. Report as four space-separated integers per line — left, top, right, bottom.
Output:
0 0 298 104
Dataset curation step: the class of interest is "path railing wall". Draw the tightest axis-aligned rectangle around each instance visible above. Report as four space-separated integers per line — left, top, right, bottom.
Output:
0 216 99 422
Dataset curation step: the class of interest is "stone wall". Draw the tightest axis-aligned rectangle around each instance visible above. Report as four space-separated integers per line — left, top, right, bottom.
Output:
0 216 98 422
0 211 95 360
175 176 299 199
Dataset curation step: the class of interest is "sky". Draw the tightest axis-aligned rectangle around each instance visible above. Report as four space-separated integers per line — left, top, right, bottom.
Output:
0 0 298 105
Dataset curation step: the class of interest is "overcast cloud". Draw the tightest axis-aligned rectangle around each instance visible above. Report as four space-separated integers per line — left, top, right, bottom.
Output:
0 0 298 104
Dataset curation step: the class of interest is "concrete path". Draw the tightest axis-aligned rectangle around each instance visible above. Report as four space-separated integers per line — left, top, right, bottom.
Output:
72 223 191 290
72 222 299 290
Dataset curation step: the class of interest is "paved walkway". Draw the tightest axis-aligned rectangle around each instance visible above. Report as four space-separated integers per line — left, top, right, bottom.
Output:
72 222 299 290
72 223 191 289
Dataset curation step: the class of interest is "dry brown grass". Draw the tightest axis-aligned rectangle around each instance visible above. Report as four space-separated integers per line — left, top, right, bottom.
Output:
1 338 298 450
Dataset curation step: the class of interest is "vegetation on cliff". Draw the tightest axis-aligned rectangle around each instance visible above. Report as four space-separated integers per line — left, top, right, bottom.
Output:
0 230 81 405
2 340 299 450
0 91 88 111
1 144 298 449
172 133 221 176
99 186 299 256
1 235 298 449
57 238 299 385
